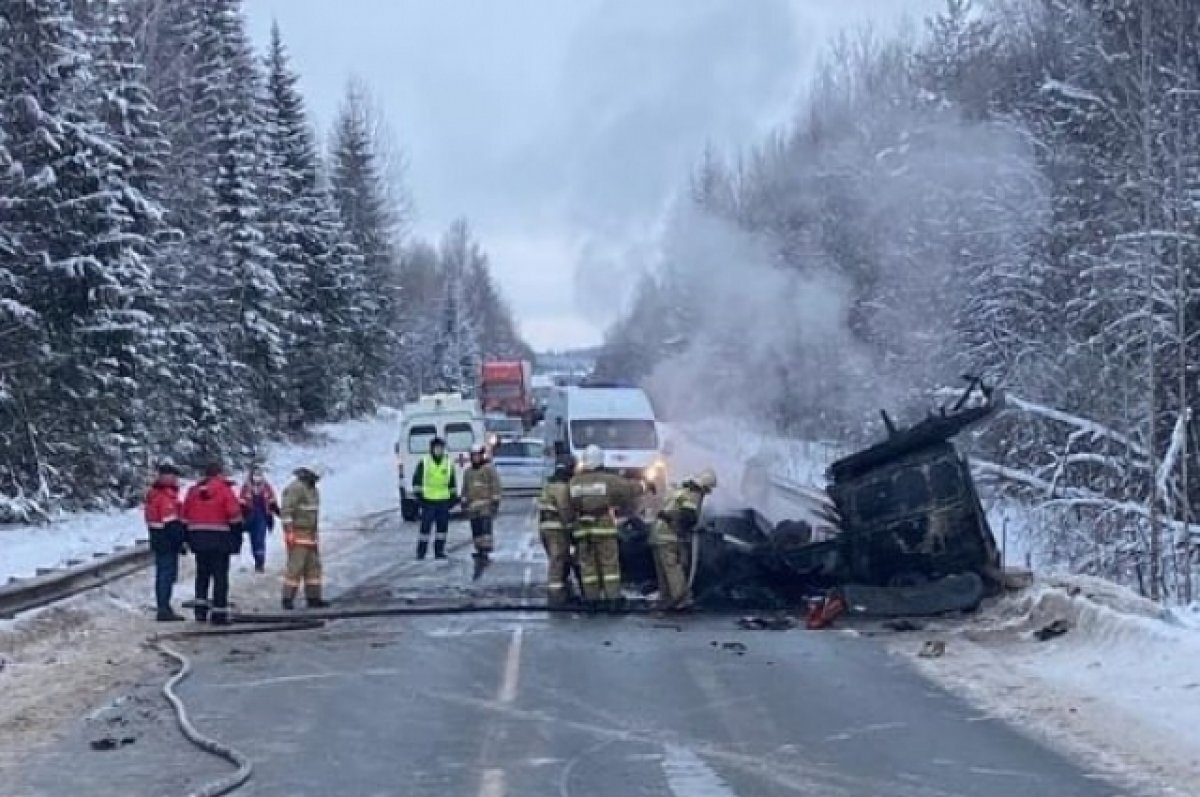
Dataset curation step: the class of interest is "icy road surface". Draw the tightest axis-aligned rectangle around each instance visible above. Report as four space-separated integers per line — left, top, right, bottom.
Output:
12 506 1124 797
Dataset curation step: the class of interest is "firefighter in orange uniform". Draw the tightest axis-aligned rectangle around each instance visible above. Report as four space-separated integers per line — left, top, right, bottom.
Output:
280 467 328 609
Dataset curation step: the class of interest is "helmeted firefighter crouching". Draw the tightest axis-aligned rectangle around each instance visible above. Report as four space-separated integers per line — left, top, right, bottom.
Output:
652 469 717 611
181 462 244 625
568 444 653 611
280 466 329 610
538 457 576 606
463 443 502 579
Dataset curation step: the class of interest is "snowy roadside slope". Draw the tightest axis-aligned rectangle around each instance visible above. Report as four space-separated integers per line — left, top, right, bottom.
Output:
0 412 400 584
905 576 1200 794
259 409 400 529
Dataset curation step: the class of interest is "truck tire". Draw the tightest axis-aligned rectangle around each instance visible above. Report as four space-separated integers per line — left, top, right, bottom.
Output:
401 498 420 523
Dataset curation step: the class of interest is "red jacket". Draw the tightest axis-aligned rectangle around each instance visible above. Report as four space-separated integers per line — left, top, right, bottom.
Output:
239 480 277 506
144 479 182 531
182 477 242 533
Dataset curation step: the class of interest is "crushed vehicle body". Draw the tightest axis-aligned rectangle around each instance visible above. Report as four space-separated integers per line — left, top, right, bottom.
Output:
619 379 1005 613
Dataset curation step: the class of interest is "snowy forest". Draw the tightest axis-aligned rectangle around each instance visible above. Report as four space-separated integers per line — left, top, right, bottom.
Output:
597 0 1200 601
0 0 528 520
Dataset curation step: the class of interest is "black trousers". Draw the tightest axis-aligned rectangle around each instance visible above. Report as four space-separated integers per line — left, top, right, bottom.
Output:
194 550 231 618
417 500 452 557
470 515 494 552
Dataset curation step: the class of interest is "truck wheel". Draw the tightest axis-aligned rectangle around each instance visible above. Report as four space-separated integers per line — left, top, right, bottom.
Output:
401 498 419 523
887 570 929 588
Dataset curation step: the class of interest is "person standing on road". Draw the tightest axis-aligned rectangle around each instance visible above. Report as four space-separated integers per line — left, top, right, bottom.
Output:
181 462 244 625
463 443 502 579
569 444 652 612
411 437 458 560
537 456 576 607
239 465 280 574
280 466 329 610
652 469 717 611
145 462 187 622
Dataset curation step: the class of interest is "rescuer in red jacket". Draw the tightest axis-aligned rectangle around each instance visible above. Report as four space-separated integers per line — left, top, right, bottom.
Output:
182 462 244 624
145 462 186 622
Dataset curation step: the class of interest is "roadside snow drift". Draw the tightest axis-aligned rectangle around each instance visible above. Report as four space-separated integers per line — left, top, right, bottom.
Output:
909 575 1200 793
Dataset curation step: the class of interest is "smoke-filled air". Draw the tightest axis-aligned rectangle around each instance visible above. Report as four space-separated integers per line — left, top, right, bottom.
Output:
595 0 1200 595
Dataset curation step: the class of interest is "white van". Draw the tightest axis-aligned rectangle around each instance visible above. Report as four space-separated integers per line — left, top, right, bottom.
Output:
397 393 485 522
543 385 669 489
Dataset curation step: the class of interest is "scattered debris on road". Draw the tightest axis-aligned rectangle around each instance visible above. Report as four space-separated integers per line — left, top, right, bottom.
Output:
737 615 796 631
89 736 136 751
1033 618 1071 641
918 640 947 659
882 619 925 632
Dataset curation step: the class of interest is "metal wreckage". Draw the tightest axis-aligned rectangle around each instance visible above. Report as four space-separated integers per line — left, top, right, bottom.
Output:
618 378 1007 618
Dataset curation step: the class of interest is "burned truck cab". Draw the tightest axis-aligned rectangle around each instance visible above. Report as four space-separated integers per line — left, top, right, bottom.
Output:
826 438 1000 588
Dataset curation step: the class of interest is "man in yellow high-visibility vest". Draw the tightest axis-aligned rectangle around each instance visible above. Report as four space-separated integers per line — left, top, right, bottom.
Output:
411 437 458 560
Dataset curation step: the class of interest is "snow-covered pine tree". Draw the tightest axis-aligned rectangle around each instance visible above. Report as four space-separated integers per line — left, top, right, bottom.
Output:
395 240 443 397
329 81 402 411
0 0 160 509
260 22 366 425
193 0 284 431
434 220 483 394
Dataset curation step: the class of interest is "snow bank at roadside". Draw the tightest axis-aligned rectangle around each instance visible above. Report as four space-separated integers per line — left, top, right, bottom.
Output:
0 412 400 584
907 576 1200 794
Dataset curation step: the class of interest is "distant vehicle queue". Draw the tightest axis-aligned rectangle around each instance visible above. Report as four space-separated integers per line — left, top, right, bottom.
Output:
396 384 713 611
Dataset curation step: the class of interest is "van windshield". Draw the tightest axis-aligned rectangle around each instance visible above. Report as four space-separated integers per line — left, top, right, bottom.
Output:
407 424 437 454
570 420 657 451
445 421 476 451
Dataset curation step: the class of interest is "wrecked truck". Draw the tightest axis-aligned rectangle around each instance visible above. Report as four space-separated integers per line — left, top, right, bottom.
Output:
619 379 1005 613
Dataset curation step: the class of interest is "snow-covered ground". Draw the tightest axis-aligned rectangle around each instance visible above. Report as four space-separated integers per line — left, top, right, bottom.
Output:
0 411 401 584
901 576 1200 794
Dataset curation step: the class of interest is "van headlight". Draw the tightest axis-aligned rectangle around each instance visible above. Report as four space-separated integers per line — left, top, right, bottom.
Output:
644 459 667 482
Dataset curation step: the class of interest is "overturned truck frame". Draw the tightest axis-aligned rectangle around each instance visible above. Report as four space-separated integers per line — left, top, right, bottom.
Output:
622 379 1005 613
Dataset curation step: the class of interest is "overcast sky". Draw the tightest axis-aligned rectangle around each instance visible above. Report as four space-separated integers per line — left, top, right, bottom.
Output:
246 0 943 350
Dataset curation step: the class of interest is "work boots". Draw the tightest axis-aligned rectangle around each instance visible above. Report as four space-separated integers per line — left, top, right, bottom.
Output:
433 540 448 559
416 540 429 560
156 609 184 622
472 551 491 581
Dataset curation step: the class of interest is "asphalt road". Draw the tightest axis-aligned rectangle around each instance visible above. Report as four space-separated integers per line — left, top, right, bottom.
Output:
12 503 1127 797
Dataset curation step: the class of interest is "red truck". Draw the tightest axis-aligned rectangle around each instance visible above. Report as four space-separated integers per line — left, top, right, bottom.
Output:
480 360 535 427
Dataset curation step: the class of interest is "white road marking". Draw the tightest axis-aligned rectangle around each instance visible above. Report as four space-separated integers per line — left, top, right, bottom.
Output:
499 625 524 704
212 668 405 689
480 768 506 797
662 744 742 797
